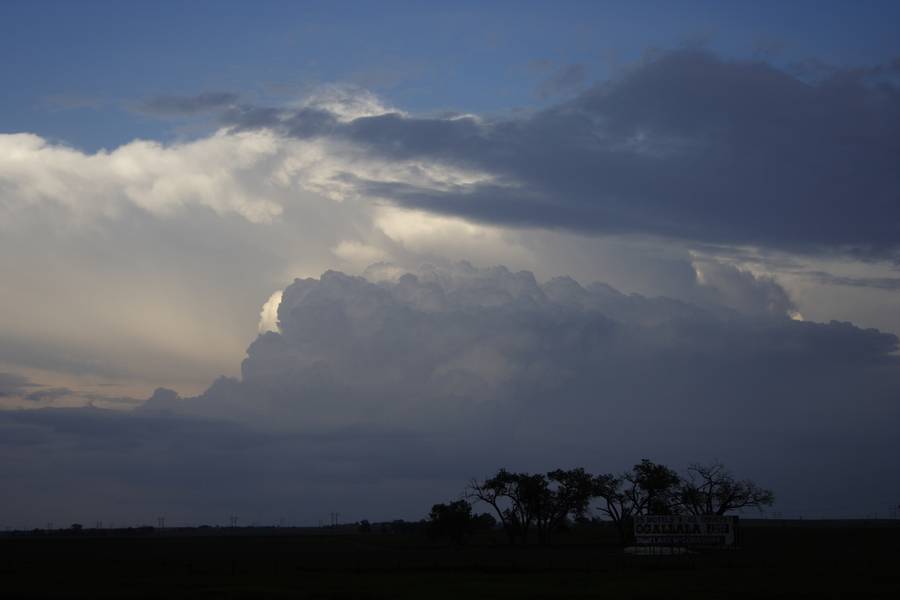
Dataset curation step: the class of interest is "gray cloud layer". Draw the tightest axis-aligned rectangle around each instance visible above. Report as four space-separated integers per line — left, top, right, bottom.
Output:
224 50 900 254
138 92 240 116
0 372 35 397
3 264 897 526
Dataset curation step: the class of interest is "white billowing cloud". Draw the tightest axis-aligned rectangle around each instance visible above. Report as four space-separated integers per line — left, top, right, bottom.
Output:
0 131 283 225
292 83 401 122
0 119 492 389
258 290 283 333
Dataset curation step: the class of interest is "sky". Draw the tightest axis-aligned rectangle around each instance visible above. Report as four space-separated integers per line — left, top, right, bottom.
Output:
1 1 899 527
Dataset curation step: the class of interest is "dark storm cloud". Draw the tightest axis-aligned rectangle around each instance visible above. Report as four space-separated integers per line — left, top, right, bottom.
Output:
139 92 240 116
0 406 460 525
807 270 900 291
148 266 900 511
2 264 899 523
224 49 900 254
2 264 900 523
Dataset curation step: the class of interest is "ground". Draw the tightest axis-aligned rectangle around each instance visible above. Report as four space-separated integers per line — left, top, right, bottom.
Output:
1 521 898 598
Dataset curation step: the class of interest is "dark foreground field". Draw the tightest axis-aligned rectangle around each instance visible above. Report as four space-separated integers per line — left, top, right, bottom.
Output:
1 521 899 599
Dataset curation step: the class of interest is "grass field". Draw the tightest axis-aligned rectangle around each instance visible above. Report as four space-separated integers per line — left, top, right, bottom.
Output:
1 521 898 598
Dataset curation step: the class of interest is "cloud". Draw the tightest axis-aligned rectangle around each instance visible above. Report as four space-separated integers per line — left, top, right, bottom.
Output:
3 51 900 403
807 271 900 291
137 92 240 117
0 130 287 225
0 404 459 526
258 290 283 333
23 387 73 402
222 49 900 254
128 265 897 514
1 264 898 525
0 126 391 387
0 372 35 397
691 259 798 318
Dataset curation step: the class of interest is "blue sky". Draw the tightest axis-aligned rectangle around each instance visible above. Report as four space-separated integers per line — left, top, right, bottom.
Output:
4 1 900 151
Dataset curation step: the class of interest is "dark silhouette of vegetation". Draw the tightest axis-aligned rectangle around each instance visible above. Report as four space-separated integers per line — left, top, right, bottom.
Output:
592 473 635 544
427 500 495 544
591 459 683 543
678 462 775 515
468 468 600 545
428 500 473 544
469 460 773 545
534 469 595 545
624 459 682 516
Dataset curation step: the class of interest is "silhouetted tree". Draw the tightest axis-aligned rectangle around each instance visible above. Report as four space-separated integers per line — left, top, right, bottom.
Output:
625 459 681 515
592 460 681 544
469 468 594 545
591 473 633 544
533 468 595 545
428 500 476 544
678 462 774 515
468 469 546 545
472 512 497 532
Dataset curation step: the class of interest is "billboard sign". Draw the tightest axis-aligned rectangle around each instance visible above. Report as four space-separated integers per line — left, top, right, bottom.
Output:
634 515 738 547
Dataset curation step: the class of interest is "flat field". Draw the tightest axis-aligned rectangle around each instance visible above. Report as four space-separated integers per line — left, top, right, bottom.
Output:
1 521 898 599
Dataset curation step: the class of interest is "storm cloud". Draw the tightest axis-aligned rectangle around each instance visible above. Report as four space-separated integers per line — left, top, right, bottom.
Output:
3 264 893 526
224 49 900 254
3 51 900 405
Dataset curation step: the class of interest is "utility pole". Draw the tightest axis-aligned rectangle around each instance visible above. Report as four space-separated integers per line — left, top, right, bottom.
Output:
157 516 165 529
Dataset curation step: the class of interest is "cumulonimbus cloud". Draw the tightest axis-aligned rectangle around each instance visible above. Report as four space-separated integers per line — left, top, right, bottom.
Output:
3 263 898 525
145 262 897 429
3 49 899 395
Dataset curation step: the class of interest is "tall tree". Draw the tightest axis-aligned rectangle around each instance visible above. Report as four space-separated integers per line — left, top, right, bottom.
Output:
625 459 681 516
533 468 595 545
468 469 555 545
468 469 527 544
592 473 633 544
678 462 774 515
592 460 680 544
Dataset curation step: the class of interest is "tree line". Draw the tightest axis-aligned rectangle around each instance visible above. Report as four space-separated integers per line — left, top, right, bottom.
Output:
428 460 773 545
